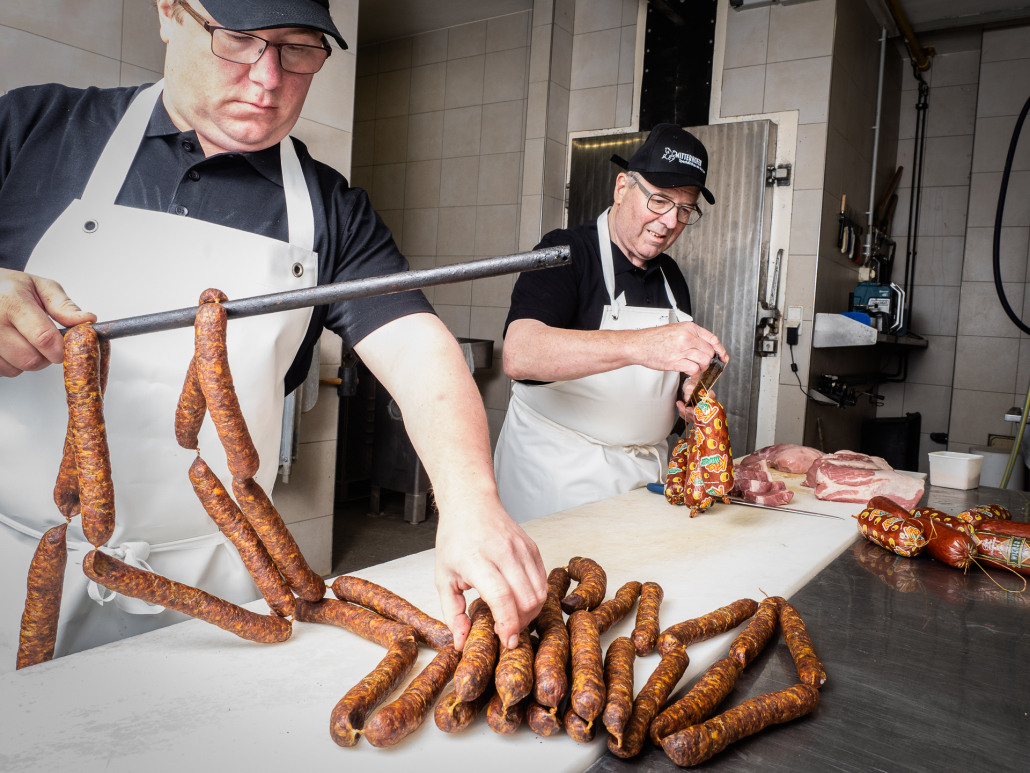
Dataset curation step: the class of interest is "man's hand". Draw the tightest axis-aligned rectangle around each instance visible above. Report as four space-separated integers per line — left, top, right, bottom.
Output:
637 320 728 377
0 268 95 377
678 382 717 422
435 497 548 651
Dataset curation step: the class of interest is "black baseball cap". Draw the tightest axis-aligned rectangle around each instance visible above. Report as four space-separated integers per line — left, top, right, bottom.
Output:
201 0 347 49
611 124 714 204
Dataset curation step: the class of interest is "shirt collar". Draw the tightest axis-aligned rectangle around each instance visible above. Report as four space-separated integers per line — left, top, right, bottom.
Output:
610 240 665 276
145 96 285 188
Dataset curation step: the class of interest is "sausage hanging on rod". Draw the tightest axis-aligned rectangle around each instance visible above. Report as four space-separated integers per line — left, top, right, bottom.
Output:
453 598 499 702
233 476 325 602
82 549 291 643
175 356 206 450
495 629 534 709
16 523 68 669
364 645 463 747
534 567 571 708
608 644 690 758
568 609 606 723
660 683 820 766
562 556 607 613
779 601 826 687
189 457 295 618
657 598 758 656
650 656 743 744
330 634 419 747
526 698 565 737
728 596 780 668
63 325 115 546
601 636 636 747
631 581 664 656
295 598 416 647
331 576 453 650
434 687 494 733
592 580 642 635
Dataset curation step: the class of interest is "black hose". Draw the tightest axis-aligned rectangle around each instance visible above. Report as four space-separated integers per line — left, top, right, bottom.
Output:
993 92 1030 336
903 74 929 330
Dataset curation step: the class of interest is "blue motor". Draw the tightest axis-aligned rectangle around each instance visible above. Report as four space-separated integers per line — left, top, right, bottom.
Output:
849 281 905 334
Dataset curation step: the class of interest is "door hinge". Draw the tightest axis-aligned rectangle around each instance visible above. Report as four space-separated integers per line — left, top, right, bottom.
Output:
766 163 792 187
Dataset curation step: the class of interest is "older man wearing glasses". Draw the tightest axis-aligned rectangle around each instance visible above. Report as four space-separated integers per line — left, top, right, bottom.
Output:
495 125 729 523
0 0 546 672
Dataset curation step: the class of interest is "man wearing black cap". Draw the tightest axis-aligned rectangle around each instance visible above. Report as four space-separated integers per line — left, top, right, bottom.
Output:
494 124 729 523
0 0 545 670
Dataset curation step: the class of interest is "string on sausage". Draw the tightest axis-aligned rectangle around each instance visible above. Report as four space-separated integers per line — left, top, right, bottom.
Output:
434 687 493 733
601 636 636 747
533 567 572 708
526 698 565 737
562 556 607 613
82 549 291 643
779 600 826 687
568 609 605 722
608 645 690 758
728 596 780 668
563 704 596 743
495 628 534 709
331 575 453 650
16 523 68 669
592 580 642 635
657 598 758 656
650 656 743 744
295 598 416 647
454 598 499 702
631 581 664 656
487 692 527 734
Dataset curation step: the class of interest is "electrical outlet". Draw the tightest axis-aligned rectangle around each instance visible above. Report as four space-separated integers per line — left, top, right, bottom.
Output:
785 306 803 329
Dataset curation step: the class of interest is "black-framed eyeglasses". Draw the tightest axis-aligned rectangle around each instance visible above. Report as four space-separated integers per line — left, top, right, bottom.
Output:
180 0 331 75
628 173 703 226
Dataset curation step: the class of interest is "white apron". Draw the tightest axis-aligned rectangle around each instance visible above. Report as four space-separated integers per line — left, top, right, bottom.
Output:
494 209 691 523
0 81 317 672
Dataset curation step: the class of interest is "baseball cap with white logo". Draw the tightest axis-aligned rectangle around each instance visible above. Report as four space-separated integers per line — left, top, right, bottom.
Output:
201 0 347 49
611 123 714 204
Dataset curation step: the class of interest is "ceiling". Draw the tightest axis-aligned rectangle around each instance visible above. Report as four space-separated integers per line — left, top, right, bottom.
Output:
892 0 1030 32
357 0 533 47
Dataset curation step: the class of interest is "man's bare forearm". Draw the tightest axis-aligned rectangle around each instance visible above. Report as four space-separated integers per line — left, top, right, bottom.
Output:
503 318 641 382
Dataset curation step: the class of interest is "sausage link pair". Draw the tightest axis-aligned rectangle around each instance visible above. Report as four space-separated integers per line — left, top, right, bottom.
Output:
330 634 419 747
82 549 291 643
495 629 534 709
435 687 493 733
487 692 526 734
534 567 572 708
608 645 690 758
657 598 759 656
526 698 564 737
454 598 499 701
233 477 326 602
569 609 606 722
16 523 69 669
592 581 642 635
295 598 416 646
562 556 607 613
194 292 260 480
63 325 115 546
660 683 820 766
650 656 743 744
189 457 295 617
364 645 463 747
728 596 780 668
563 704 595 742
331 576 453 649
779 600 826 687
601 636 636 746
631 581 664 656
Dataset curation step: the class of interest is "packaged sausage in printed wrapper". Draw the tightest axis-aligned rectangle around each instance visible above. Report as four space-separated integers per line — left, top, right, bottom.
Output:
912 508 976 537
854 505 928 557
971 531 1030 576
665 392 734 517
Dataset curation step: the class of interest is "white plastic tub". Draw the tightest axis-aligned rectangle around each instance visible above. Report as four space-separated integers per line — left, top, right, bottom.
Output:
928 451 984 490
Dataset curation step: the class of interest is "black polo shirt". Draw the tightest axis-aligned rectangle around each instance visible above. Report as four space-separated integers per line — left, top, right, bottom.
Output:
505 218 692 337
0 83 433 394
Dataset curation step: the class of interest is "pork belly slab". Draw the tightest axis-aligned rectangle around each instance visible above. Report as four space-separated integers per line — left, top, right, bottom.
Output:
804 451 923 509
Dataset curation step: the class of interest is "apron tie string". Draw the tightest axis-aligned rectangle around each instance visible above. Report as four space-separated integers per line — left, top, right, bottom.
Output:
623 444 665 484
88 541 164 615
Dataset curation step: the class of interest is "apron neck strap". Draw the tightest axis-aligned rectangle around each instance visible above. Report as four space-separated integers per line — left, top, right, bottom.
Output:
597 207 685 316
81 80 315 252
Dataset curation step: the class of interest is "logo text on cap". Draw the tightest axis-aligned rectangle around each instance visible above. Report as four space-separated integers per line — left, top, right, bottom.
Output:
661 147 704 173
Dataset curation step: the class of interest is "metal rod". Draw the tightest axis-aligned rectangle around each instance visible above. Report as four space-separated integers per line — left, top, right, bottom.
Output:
864 27 887 262
79 246 570 341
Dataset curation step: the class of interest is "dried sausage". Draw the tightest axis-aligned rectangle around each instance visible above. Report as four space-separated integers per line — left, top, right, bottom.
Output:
631 581 664 656
364 645 463 747
189 457 295 617
563 704 595 743
650 656 742 744
495 628 534 709
526 699 564 737
609 645 690 758
331 575 453 649
16 523 68 669
295 598 416 646
194 296 259 480
175 356 206 450
562 556 606 613
569 609 605 722
657 598 758 656
728 596 780 668
64 325 114 546
912 517 975 570
232 476 326 602
434 688 493 733
487 691 526 734
854 504 927 558
660 683 819 766
778 600 826 687
592 581 641 635
330 634 419 747
601 636 635 747
972 531 1030 576
82 549 291 643
454 598 499 701
534 567 571 708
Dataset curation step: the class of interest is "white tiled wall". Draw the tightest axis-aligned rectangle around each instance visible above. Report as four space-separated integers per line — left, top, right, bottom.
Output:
353 11 533 449
0 0 359 572
567 0 638 132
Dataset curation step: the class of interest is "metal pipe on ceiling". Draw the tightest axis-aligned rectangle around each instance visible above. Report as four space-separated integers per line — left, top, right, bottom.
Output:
883 0 933 71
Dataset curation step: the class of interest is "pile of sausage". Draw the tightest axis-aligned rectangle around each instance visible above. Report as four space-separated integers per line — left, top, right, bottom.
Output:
318 555 826 767
854 496 1030 576
17 289 326 669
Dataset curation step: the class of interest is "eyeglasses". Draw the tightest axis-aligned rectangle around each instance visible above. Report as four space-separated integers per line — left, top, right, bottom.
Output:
627 173 703 226
180 0 331 75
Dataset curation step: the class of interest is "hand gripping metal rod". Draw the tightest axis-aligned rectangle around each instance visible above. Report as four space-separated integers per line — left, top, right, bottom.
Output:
78 246 570 341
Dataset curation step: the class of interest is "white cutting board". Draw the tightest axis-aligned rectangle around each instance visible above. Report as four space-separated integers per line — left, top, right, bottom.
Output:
0 488 859 773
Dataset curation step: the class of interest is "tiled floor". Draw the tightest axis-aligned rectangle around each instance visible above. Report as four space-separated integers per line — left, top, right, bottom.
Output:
330 490 438 577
